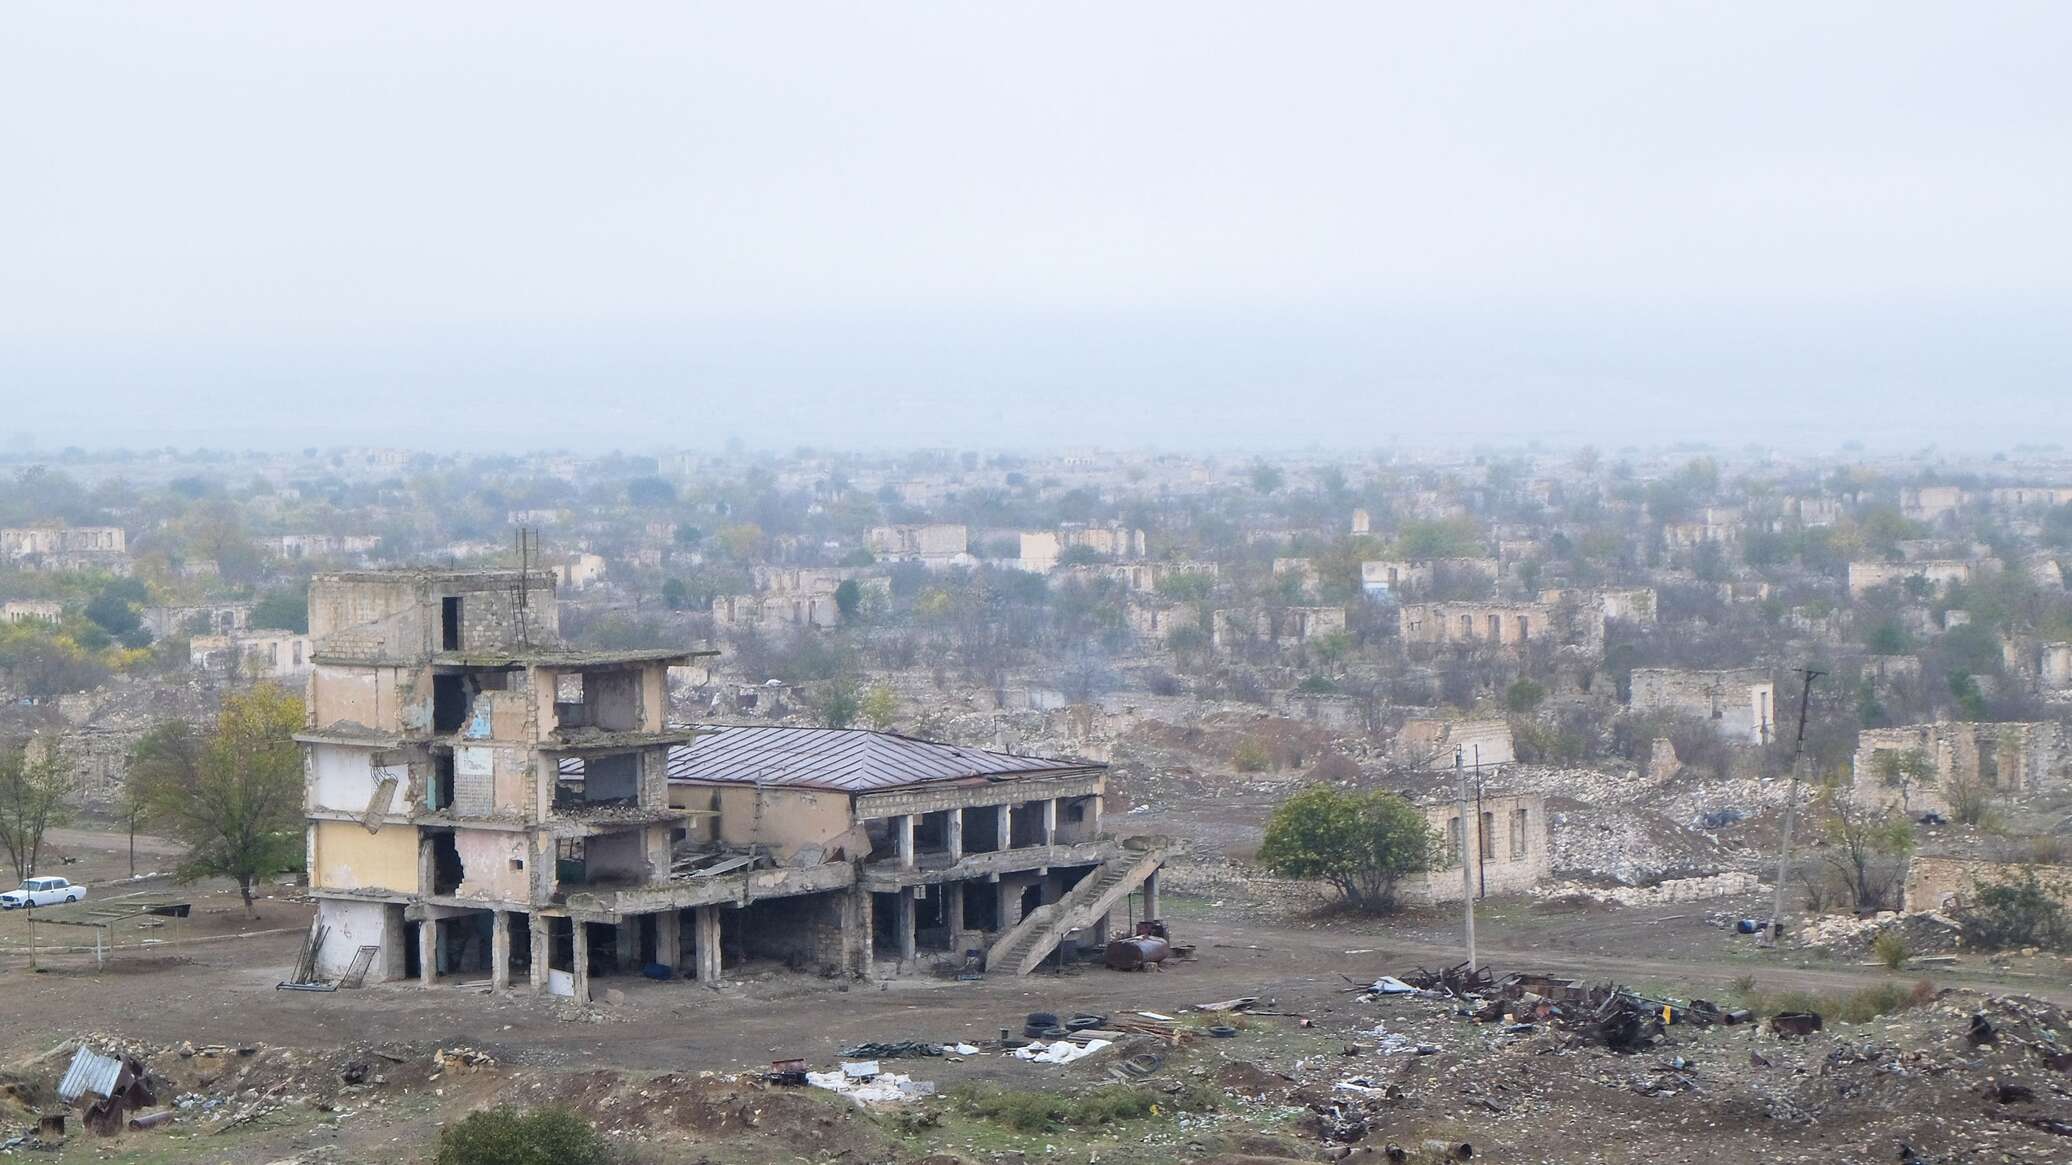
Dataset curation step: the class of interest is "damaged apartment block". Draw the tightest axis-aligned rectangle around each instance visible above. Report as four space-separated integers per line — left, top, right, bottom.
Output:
299 568 1162 1000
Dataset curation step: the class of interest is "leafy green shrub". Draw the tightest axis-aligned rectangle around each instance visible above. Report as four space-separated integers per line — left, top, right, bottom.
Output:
953 1085 1179 1133
1956 868 2070 952
1232 739 1271 772
436 1106 609 1165
1504 678 1546 713
1256 785 1441 912
1871 929 1909 970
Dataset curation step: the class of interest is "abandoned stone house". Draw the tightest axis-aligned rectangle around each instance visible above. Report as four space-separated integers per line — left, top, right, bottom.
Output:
0 525 129 573
865 523 970 567
3 600 62 626
1626 668 1776 745
1392 718 1516 770
1851 721 2068 815
1846 559 1984 598
1903 856 2072 913
301 569 1159 998
1902 485 1966 523
1396 600 1553 649
191 629 314 681
141 602 252 639
1017 524 1147 573
1360 558 1499 601
1395 790 1550 904
1210 606 1347 651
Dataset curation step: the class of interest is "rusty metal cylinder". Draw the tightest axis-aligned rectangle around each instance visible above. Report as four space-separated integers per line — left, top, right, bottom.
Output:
1102 935 1171 970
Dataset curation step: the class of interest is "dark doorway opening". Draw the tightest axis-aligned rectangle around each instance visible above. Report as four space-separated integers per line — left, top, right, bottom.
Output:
441 596 463 650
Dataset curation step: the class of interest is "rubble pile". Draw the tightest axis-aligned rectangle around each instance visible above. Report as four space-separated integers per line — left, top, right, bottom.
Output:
1534 871 1761 907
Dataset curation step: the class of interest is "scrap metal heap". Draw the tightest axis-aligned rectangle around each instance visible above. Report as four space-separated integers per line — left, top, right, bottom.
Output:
1398 964 1753 1053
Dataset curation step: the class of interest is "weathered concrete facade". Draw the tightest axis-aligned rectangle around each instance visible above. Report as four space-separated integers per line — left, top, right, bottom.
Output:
1627 668 1776 744
1397 791 1550 903
1852 721 2068 815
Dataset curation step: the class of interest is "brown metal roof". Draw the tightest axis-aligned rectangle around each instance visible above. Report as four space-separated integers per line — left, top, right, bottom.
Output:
659 724 1103 793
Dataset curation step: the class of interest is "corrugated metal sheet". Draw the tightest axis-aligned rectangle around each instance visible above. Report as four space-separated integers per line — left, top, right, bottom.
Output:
610 725 1103 792
56 1046 123 1104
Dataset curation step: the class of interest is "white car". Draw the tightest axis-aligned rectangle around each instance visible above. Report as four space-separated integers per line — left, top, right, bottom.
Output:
0 877 84 909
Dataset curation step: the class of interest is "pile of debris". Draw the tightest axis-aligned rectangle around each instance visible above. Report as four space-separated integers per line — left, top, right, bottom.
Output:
1391 964 1750 1052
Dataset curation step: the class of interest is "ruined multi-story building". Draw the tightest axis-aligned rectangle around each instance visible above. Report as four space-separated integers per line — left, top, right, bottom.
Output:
1397 600 1554 649
1846 559 1986 598
301 568 1159 996
865 523 970 568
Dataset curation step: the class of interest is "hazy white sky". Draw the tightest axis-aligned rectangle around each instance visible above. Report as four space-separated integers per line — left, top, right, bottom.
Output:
3 4 2067 451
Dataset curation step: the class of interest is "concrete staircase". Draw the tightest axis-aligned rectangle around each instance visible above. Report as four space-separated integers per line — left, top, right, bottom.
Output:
984 843 1165 977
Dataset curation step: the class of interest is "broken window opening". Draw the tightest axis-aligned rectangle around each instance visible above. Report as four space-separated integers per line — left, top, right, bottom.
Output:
432 673 468 734
428 830 463 896
441 596 462 651
1510 808 1529 860
429 752 456 812
554 752 641 812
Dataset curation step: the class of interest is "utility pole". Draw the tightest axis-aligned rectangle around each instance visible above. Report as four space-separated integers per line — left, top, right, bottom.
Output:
1760 668 1823 949
1456 746 1477 970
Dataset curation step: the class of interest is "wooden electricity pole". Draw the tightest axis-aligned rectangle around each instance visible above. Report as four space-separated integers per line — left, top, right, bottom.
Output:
1456 746 1476 970
1759 668 1822 949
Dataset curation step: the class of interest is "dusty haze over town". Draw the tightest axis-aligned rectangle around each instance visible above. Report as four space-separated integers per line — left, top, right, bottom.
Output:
4 3 2070 452
4 7 2072 1165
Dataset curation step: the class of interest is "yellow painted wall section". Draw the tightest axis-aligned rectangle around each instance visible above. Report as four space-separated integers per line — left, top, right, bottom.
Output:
715 786 856 860
313 820 420 894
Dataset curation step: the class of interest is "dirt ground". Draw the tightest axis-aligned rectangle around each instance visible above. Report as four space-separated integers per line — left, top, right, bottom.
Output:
3 825 2070 1164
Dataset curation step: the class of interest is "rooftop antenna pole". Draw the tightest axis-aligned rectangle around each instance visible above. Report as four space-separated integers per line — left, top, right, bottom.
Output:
1759 667 1823 949
1456 745 1477 971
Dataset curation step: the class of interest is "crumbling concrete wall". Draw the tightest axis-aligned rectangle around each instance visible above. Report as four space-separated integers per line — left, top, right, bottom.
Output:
1627 668 1776 745
311 820 420 894
1847 559 1983 598
313 897 403 983
454 829 532 901
1853 721 2068 815
1397 791 1549 903
1903 856 2072 913
1395 719 1515 769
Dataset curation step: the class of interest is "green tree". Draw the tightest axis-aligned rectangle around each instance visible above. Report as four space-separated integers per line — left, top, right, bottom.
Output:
1248 461 1285 494
0 739 71 883
129 685 306 916
436 1106 608 1165
625 476 677 507
85 578 148 637
834 578 864 619
817 680 861 730
251 587 310 633
860 684 898 731
660 577 691 610
1956 868 2070 952
1257 786 1440 913
1817 788 1914 911
1505 678 1547 713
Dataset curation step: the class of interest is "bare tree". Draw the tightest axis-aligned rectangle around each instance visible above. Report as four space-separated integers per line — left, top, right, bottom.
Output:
0 739 71 883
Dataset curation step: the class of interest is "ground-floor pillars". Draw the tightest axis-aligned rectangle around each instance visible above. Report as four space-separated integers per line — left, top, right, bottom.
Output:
528 913 550 992
694 905 722 987
571 918 592 1002
1142 870 1161 922
417 916 438 988
850 885 875 978
655 909 681 974
491 911 511 991
943 881 966 952
896 887 918 964
615 916 639 971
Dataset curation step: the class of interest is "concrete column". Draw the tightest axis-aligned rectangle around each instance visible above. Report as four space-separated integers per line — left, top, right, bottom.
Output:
417 918 438 988
571 920 592 1002
491 911 511 991
943 881 966 951
997 878 1019 928
654 909 681 973
615 916 639 971
694 905 722 986
1141 869 1161 922
896 814 915 869
945 809 964 862
1087 794 1103 839
1041 799 1058 846
995 803 1012 851
528 913 549 992
896 887 917 964
851 886 875 978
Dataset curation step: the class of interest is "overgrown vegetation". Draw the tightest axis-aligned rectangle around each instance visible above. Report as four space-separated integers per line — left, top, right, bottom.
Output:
950 1083 1217 1133
1735 978 1935 1024
1955 867 2071 952
435 1105 610 1165
1256 785 1439 913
